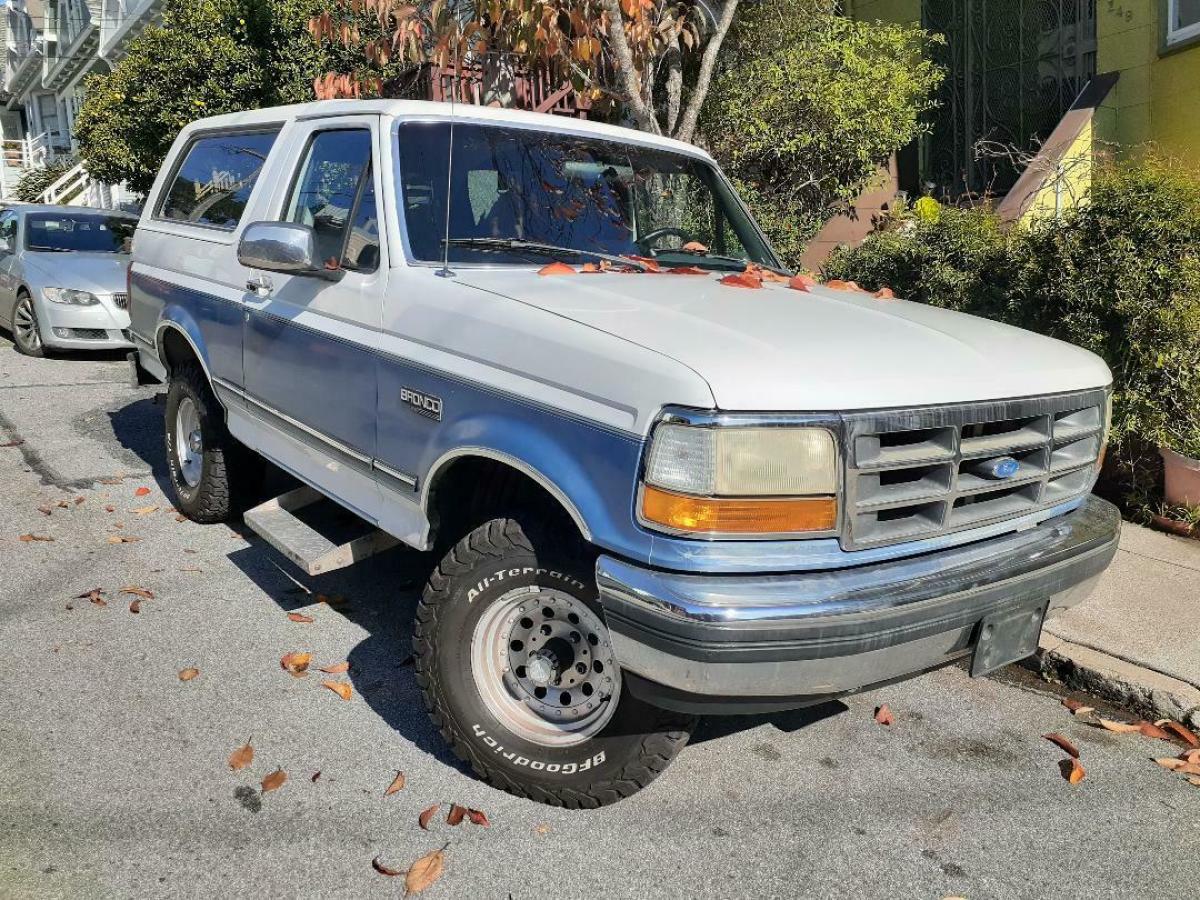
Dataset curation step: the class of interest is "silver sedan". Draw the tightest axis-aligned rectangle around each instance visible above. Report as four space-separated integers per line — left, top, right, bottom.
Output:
0 203 138 357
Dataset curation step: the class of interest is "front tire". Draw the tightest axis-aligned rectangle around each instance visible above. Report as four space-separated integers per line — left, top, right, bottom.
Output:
12 293 45 358
165 361 259 523
414 517 696 807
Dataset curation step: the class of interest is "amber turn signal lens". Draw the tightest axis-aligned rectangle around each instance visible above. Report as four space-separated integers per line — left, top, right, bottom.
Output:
641 485 837 535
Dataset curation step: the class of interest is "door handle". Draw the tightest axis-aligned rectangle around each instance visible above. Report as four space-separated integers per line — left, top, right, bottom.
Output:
246 274 273 297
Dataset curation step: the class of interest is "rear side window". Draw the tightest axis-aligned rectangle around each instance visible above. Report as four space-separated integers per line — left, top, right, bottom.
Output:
159 130 279 230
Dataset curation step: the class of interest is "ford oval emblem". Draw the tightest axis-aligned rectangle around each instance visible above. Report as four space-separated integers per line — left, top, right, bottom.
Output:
986 456 1020 479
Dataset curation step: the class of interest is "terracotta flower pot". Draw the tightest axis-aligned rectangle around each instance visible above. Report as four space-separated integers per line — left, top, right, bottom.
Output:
1160 447 1200 507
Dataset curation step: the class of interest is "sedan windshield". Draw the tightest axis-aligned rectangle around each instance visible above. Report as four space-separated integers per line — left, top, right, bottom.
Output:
397 122 778 269
25 213 136 253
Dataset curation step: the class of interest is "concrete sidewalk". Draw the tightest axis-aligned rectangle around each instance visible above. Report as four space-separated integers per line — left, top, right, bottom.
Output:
1035 520 1200 726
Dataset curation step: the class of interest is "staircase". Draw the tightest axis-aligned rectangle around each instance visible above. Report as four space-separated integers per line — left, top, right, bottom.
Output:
0 133 51 200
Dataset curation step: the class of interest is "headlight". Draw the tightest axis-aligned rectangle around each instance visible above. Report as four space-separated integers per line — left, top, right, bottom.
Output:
43 287 100 306
640 423 839 537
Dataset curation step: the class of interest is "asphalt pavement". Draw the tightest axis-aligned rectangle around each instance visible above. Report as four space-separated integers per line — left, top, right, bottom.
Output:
1 335 1197 899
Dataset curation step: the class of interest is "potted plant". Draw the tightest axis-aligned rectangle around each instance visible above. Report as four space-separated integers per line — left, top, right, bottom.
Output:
1160 444 1200 508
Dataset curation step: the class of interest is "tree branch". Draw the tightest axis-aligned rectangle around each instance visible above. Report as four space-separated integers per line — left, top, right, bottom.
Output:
673 0 738 143
600 0 661 134
664 43 682 135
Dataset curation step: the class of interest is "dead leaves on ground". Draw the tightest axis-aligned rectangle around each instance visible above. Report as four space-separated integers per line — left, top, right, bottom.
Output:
1060 757 1086 784
107 534 139 544
418 804 441 830
384 771 405 795
19 533 54 542
1060 697 1200 788
75 588 106 607
873 704 895 726
286 612 314 624
319 661 349 674
280 651 312 676
228 740 255 771
261 768 287 793
134 486 151 497
120 586 155 600
178 667 200 682
1042 733 1080 758
322 680 352 701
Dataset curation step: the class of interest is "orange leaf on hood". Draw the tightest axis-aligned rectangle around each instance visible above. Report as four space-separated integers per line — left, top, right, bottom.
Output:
666 265 708 275
287 612 314 624
1042 733 1080 758
280 651 312 676
788 274 816 292
873 287 897 300
825 279 860 291
261 768 287 793
322 680 352 701
537 261 576 276
228 740 254 771
718 271 763 289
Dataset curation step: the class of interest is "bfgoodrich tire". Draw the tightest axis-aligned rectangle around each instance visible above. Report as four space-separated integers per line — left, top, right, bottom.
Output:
414 517 695 807
165 361 260 523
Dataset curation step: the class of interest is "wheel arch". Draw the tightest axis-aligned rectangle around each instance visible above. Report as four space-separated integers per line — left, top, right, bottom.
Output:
421 448 594 549
156 320 216 388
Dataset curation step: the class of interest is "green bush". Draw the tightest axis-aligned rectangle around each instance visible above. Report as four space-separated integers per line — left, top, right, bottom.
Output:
14 155 78 203
822 157 1200 505
704 1 944 269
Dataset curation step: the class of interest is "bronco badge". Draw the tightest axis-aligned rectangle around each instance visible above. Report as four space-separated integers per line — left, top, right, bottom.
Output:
400 387 443 421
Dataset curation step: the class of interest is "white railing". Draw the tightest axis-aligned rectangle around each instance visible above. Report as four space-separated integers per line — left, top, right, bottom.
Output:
40 161 90 205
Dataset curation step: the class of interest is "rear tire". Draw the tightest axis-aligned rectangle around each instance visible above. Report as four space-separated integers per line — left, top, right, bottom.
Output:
165 361 261 523
414 516 696 807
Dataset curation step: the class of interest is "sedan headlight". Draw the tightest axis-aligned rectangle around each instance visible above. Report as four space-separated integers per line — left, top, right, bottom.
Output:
43 287 100 306
640 423 839 537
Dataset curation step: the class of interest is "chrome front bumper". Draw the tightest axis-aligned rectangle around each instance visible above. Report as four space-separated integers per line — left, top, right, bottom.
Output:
596 496 1121 713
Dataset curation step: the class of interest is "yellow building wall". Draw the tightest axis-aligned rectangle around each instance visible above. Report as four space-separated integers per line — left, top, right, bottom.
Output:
1094 1 1200 159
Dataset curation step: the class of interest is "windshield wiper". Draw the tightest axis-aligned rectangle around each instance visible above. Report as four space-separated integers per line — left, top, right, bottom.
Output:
443 238 650 272
656 246 791 276
28 246 73 252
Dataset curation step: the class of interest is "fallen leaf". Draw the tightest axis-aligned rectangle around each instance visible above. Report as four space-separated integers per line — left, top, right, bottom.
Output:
37 504 53 516
446 804 466 825
418 804 440 830
533 823 551 835
56 500 70 509
537 261 576 276
131 505 159 516
120 586 155 600
134 487 151 497
1188 776 1200 787
19 534 54 542
825 279 861 291
74 496 84 505
1138 721 1176 742
1071 706 1096 718
311 771 321 783
873 704 894 726
874 286 897 300
175 513 187 522
405 848 446 894
128 599 142 614
228 741 254 771
76 588 106 606
322 680 352 701
261 768 287 793
280 651 312 676
1060 757 1086 784
1042 733 1080 758
372 856 403 877
681 240 708 252
1162 721 1199 747
1180 748 1200 763
0 438 24 447
287 612 314 624
665 265 708 275
718 271 763 289
105 505 116 513
1097 718 1142 734
98 477 122 485
178 667 200 682
466 808 490 827
384 771 406 795
319 661 350 674
107 535 139 544
1155 757 1186 771
1062 698 1086 713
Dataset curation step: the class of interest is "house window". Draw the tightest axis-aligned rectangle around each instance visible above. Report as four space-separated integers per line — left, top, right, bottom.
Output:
1168 0 1200 45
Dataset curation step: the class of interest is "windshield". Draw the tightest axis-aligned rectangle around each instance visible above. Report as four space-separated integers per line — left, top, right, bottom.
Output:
24 213 136 253
397 122 778 269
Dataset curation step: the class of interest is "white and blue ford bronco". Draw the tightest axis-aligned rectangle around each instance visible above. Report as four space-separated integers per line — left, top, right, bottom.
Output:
130 100 1120 807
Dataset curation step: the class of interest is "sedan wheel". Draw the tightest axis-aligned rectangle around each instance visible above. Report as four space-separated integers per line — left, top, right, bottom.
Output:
12 295 44 358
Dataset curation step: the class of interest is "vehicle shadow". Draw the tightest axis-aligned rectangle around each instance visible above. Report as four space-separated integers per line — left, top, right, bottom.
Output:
108 395 171 487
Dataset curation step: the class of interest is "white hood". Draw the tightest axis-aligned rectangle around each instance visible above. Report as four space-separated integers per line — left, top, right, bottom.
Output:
458 269 1112 411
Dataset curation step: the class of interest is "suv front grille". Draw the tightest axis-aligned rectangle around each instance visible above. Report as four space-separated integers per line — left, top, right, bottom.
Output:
842 389 1106 549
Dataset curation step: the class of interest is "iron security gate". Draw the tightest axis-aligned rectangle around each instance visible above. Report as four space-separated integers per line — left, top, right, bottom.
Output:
921 0 1097 199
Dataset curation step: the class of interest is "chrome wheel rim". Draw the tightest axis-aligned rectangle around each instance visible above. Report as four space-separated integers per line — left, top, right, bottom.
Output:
174 397 203 488
471 586 621 747
13 298 40 352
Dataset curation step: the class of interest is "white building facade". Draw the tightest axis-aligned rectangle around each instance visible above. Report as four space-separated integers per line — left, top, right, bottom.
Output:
1 0 163 205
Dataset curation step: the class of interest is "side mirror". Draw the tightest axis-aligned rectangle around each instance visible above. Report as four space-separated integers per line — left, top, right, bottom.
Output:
0 237 11 255
237 222 341 280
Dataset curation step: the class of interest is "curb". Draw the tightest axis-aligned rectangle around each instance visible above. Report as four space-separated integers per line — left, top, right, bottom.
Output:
1032 633 1200 729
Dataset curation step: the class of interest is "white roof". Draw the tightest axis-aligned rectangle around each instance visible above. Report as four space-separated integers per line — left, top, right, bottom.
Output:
178 99 713 161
